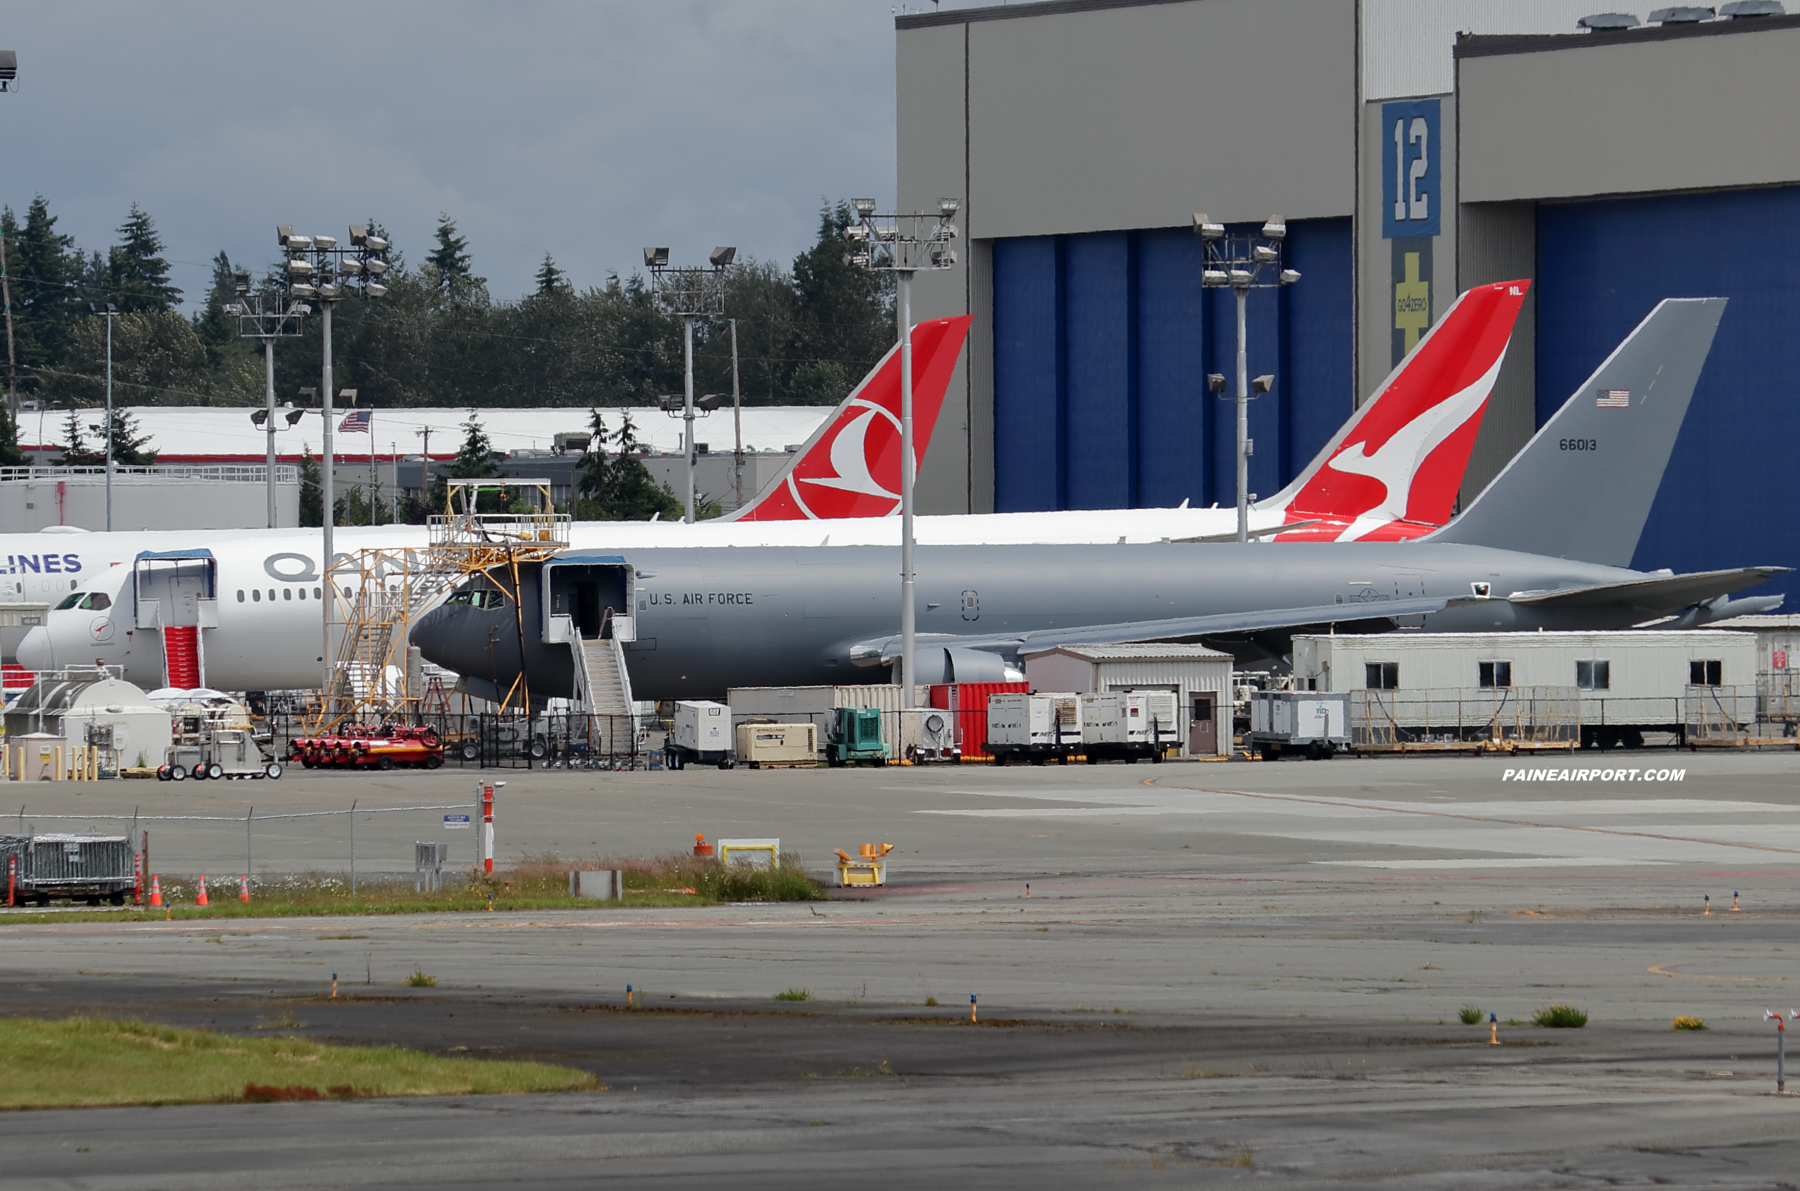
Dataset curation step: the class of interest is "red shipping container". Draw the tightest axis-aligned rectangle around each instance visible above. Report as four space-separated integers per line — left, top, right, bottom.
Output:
930 681 1028 760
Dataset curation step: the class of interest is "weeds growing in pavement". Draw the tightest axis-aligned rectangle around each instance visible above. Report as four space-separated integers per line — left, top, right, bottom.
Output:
1458 1005 1483 1025
1533 1003 1588 1028
1672 1016 1708 1031
774 988 812 1002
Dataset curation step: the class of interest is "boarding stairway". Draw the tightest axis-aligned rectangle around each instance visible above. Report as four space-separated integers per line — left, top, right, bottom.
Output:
162 625 203 690
571 619 637 755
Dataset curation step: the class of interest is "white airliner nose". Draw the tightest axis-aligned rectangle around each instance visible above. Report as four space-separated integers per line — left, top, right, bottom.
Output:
16 625 55 671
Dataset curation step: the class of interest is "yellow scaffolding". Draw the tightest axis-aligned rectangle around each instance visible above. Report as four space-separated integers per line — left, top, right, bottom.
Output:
315 479 569 732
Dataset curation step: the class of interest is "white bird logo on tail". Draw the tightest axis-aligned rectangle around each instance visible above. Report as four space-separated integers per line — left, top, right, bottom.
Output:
796 402 901 499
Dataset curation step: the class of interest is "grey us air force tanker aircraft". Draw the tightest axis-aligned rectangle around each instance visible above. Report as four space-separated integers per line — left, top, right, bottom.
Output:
413 297 1787 702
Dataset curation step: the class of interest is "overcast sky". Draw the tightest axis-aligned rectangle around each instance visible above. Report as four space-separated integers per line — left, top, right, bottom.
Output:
3 2 984 310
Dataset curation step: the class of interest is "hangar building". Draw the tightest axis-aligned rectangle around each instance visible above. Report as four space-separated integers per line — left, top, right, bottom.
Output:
897 0 1800 604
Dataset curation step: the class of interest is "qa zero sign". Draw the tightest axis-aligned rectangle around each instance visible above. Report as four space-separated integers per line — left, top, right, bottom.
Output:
1381 98 1440 240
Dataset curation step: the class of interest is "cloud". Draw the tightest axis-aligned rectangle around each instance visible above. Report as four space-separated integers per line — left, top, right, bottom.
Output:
2 1 911 306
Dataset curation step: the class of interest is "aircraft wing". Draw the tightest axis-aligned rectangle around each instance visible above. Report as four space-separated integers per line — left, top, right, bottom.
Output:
846 596 1466 666
1505 566 1791 612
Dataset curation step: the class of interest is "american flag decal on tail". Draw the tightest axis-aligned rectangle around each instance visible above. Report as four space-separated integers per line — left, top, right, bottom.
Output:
1595 389 1631 408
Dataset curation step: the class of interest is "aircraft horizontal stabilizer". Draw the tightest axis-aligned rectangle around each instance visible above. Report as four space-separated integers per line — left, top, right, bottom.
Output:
1505 566 1790 613
846 596 1467 666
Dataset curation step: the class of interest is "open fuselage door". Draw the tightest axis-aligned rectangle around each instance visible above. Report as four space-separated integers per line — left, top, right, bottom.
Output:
541 553 637 752
133 550 217 691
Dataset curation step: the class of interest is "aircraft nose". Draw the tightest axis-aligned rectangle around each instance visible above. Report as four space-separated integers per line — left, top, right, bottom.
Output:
409 605 467 674
16 625 55 672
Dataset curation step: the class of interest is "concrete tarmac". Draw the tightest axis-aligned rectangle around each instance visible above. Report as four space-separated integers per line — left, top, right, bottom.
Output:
7 752 1800 1187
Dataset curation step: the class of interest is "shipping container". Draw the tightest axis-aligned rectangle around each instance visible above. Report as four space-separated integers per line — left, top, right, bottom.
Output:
930 681 1029 760
727 684 931 758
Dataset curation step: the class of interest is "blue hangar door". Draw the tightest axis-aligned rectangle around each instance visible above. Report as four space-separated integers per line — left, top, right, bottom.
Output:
990 219 1351 513
1536 186 1800 607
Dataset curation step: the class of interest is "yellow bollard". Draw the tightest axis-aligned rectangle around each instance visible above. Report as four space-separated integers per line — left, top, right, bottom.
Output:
331 972 339 999
1733 891 1742 912
1489 1013 1498 1046
626 984 634 1006
1704 894 1711 916
970 993 978 1024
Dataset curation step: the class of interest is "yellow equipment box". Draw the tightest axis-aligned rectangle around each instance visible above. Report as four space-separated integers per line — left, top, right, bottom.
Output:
735 721 817 768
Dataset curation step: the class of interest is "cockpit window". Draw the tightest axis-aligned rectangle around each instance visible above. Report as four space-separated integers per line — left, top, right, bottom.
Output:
446 589 508 609
54 593 83 610
79 593 111 611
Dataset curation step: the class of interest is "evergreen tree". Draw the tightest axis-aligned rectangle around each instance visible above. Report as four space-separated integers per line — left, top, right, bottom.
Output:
58 405 98 465
98 408 156 465
428 214 482 293
535 253 567 295
588 411 681 520
785 201 891 404
298 448 322 527
192 250 243 364
6 196 82 395
574 407 609 510
0 403 26 467
107 203 181 313
429 412 506 511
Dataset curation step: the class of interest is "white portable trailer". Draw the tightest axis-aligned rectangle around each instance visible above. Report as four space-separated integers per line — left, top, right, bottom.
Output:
987 692 1083 765
1081 691 1179 763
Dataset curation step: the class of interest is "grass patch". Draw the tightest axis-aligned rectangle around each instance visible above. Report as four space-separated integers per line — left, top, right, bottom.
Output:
1672 1015 1709 1031
407 970 438 988
0 1016 595 1109
774 988 812 1002
1533 1003 1589 1029
1458 1005 1483 1025
2 853 830 924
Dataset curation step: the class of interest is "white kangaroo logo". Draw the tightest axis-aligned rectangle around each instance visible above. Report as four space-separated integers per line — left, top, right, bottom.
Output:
1322 349 1506 540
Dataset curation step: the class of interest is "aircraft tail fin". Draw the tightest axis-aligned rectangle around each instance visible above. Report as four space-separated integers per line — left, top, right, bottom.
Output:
1264 280 1528 530
724 315 971 521
1429 297 1726 566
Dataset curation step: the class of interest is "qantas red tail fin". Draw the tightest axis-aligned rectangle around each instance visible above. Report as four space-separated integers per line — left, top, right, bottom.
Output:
726 315 971 521
1265 280 1528 536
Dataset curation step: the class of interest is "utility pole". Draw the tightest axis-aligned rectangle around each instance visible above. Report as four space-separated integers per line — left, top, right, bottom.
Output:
87 303 119 531
731 318 744 511
230 272 308 529
1 234 16 429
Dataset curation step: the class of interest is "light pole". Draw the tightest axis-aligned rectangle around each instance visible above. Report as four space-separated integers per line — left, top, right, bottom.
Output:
846 196 959 701
277 224 390 699
228 272 309 527
86 303 118 531
645 245 734 523
1195 214 1300 543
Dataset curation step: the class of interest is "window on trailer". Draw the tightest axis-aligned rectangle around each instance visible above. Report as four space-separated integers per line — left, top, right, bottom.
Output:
1478 661 1511 689
1365 662 1399 690
1576 660 1610 691
1690 659 1723 686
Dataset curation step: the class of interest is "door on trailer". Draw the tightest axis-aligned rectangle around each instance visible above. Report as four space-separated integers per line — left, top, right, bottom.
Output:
1189 693 1217 755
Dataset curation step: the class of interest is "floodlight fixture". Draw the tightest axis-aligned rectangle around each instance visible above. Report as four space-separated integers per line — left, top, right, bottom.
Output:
1207 374 1228 393
338 388 358 404
1280 268 1302 285
364 235 388 251
0 50 16 89
289 283 318 298
709 246 737 268
313 235 337 251
846 224 871 241
349 225 368 245
298 386 318 404
365 283 387 299
1193 213 1225 240
1261 216 1287 240
643 247 670 268
340 259 363 276
234 271 251 294
1228 268 1253 286
852 198 878 216
285 234 313 253
315 283 341 300
251 410 270 426
1253 244 1279 263
284 409 307 427
365 258 389 276
1252 374 1275 394
1201 269 1230 287
938 197 960 218
277 224 295 245
285 259 314 277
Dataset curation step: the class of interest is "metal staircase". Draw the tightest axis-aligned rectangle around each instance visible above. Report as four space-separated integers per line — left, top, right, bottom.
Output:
571 624 636 755
162 626 202 690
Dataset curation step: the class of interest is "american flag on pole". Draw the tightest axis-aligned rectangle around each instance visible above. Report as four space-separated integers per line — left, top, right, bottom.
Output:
1595 388 1631 408
338 410 372 433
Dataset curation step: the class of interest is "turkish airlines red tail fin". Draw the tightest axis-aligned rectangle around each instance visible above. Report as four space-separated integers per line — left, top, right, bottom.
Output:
1263 280 1528 531
726 315 971 521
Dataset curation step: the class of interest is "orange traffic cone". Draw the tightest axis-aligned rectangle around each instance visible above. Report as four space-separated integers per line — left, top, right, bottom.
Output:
238 876 251 903
196 875 209 908
148 875 163 907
